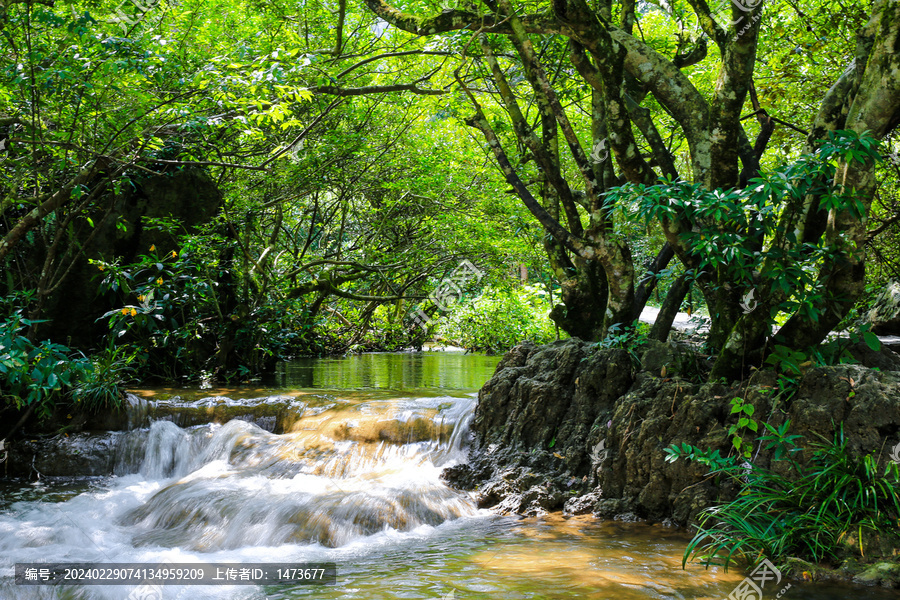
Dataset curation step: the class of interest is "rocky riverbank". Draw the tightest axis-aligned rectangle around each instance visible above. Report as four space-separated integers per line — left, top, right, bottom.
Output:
442 338 900 586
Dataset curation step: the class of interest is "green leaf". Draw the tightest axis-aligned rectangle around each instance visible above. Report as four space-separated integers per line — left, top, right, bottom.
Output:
863 331 881 352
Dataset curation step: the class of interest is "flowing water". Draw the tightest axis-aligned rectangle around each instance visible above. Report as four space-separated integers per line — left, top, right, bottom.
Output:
0 352 895 599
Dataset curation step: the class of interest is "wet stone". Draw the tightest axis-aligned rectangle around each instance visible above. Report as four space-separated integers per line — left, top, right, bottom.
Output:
150 395 306 432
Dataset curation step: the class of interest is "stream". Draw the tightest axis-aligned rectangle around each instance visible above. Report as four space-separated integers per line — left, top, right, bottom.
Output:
0 352 895 599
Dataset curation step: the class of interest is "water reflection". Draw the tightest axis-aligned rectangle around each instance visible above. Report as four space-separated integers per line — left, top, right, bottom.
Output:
273 352 501 393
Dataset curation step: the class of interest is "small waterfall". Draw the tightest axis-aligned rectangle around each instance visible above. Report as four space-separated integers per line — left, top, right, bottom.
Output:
1 354 835 600
0 355 522 600
113 420 207 477
139 420 194 478
435 394 477 465
123 392 151 429
105 394 482 551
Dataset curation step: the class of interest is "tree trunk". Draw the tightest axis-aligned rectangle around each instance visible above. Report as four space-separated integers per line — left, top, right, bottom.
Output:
549 258 608 340
649 273 690 342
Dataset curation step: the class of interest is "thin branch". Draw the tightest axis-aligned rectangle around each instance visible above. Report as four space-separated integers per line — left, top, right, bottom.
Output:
259 98 344 168
310 83 446 96
336 50 453 79
867 210 900 240
740 108 809 136
455 67 583 256
142 158 268 171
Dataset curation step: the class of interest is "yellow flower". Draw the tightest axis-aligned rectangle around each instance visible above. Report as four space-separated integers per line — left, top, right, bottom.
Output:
130 308 137 317
170 250 177 258
137 294 146 302
150 244 156 252
121 308 128 315
98 265 105 271
156 277 163 285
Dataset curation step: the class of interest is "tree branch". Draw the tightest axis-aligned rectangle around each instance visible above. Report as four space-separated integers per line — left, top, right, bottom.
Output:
310 83 446 96
455 68 584 256
335 50 453 79
0 161 104 262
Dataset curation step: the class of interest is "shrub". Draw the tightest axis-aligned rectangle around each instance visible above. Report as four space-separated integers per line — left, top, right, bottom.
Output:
0 306 130 420
435 284 559 353
667 424 900 569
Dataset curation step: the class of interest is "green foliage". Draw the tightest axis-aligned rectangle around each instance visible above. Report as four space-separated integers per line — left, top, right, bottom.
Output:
667 424 900 569
606 131 883 333
0 311 82 419
94 235 322 380
0 0 893 397
595 321 650 366
665 442 735 474
763 322 881 400
765 345 811 377
94 242 215 379
727 397 759 460
435 285 558 353
0 297 130 418
70 343 138 411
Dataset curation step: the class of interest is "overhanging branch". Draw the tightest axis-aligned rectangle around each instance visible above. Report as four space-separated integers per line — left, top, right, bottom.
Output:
311 83 446 96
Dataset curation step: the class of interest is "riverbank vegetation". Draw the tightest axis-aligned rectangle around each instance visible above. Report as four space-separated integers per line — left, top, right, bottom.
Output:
668 424 900 570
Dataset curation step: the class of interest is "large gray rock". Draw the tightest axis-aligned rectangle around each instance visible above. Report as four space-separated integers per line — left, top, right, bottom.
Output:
446 338 900 529
867 280 900 336
848 340 900 371
468 339 634 481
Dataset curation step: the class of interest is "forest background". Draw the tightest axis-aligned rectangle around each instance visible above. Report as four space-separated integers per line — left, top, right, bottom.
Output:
1 0 898 420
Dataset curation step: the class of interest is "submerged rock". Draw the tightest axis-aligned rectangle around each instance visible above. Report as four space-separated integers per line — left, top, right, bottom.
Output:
854 562 900 587
150 394 305 432
6 433 123 477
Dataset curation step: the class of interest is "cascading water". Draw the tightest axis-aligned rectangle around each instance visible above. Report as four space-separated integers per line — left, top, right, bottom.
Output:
2 353 894 600
119 398 480 552
0 386 482 600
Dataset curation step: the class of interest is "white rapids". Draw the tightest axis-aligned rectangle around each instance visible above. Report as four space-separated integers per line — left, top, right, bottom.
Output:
0 393 484 600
